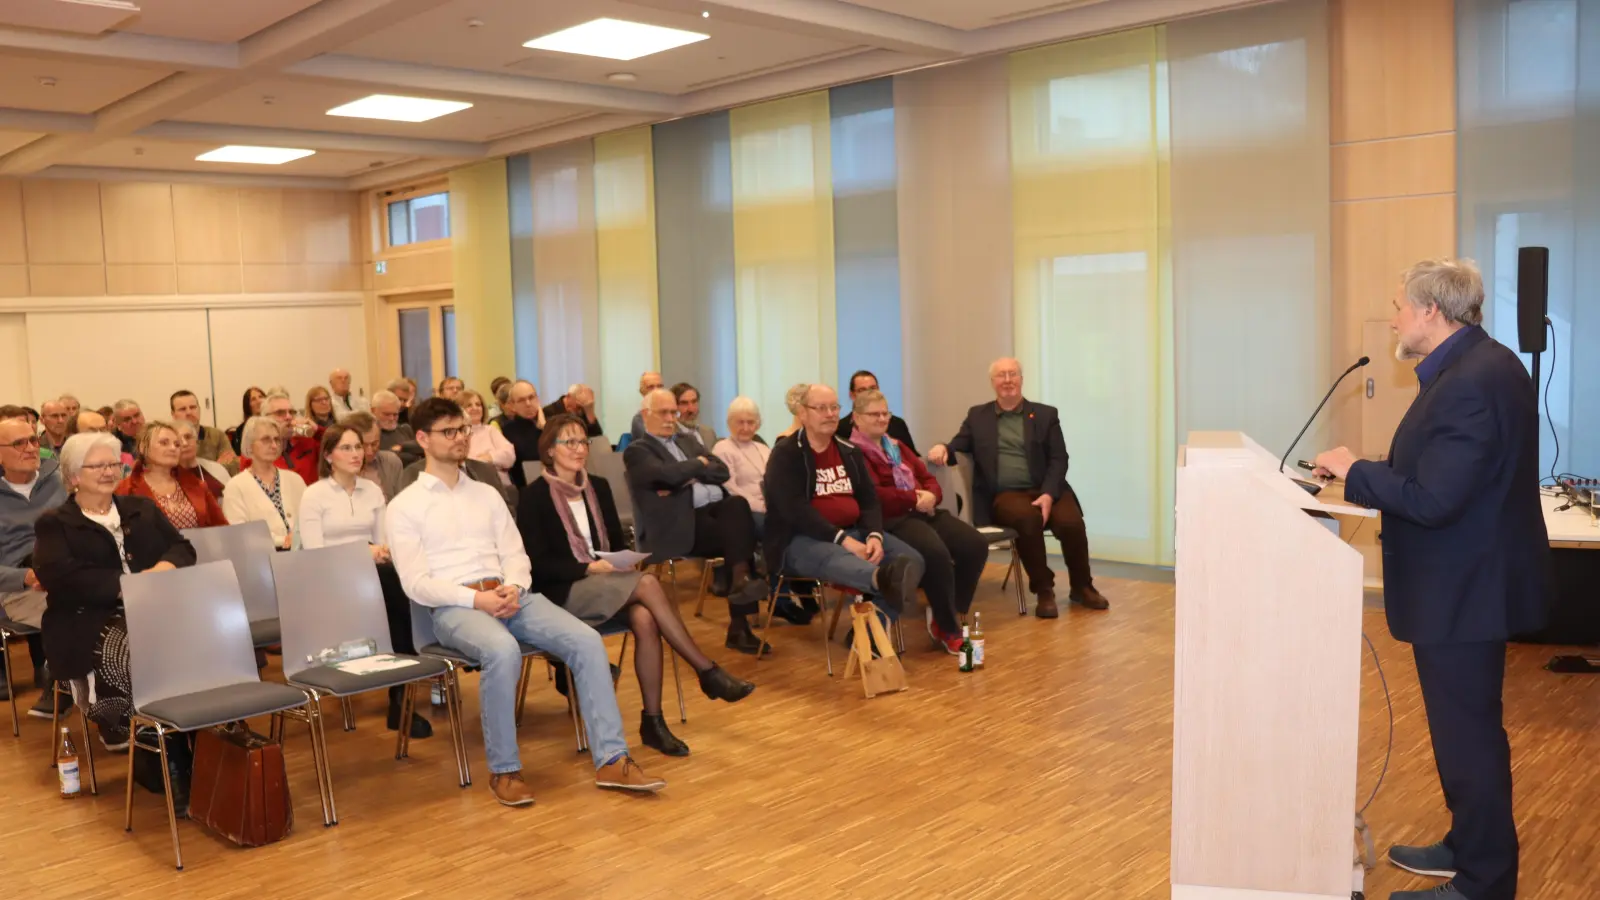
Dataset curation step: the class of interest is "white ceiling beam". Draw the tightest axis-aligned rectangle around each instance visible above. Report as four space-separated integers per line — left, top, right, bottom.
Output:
0 25 237 70
0 108 93 133
138 121 484 159
678 48 930 117
32 165 349 191
236 0 456 69
631 0 967 56
964 0 1266 55
484 113 660 159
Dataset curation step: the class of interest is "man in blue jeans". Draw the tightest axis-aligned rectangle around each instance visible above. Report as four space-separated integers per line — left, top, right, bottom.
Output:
761 385 924 645
387 397 664 808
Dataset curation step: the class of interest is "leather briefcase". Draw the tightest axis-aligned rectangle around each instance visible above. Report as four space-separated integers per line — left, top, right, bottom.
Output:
189 723 293 847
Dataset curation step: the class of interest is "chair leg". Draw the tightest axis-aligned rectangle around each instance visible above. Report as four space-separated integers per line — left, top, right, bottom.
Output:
339 696 355 732
756 578 783 660
669 643 686 724
395 683 414 761
823 588 838 677
444 666 471 787
439 674 468 788
1010 544 1027 615
2 632 19 738
154 723 184 870
50 679 62 767
77 698 98 796
309 697 338 826
615 633 631 688
694 563 713 618
123 716 138 832
514 656 533 727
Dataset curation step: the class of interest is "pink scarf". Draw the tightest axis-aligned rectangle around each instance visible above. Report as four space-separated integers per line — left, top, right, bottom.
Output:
543 470 610 563
850 430 915 492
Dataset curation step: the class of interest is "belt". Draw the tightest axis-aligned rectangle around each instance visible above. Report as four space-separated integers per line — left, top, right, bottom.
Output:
462 578 503 591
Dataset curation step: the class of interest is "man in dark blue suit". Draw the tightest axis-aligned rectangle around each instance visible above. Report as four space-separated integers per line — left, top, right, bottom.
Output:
1314 259 1551 900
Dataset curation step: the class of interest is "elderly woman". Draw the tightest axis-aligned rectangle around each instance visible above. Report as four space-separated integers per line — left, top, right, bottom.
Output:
851 389 990 655
115 421 228 529
34 432 197 750
305 385 338 430
516 415 754 758
459 389 515 485
222 416 306 550
171 419 228 501
227 386 266 456
776 382 810 439
712 396 769 521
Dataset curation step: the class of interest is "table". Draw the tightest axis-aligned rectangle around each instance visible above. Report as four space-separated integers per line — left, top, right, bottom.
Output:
1521 492 1600 646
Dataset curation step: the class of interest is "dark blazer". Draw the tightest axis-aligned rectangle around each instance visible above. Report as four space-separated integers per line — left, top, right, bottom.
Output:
380 424 423 467
543 399 604 438
839 413 918 456
942 399 1078 527
517 475 626 608
33 494 196 679
1343 326 1552 644
500 417 543 489
760 430 884 575
623 431 732 560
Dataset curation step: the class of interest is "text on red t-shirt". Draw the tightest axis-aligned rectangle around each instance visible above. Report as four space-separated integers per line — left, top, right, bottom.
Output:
810 441 860 529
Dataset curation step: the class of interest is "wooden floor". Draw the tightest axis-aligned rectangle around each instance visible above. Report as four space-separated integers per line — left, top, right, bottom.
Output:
3 564 1598 899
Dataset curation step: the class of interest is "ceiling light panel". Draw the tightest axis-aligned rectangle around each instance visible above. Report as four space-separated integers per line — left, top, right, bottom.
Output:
522 17 709 61
196 145 315 165
326 94 473 123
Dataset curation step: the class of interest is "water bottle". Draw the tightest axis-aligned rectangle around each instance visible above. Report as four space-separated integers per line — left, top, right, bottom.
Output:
306 637 378 667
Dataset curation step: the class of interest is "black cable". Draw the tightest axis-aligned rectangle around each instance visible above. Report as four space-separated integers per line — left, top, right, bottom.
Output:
1545 318 1559 484
1359 631 1393 815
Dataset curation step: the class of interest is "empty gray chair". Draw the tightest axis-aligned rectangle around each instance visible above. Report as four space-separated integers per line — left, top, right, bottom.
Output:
183 521 282 646
932 455 1027 616
121 561 321 870
586 451 632 539
521 460 544 485
272 543 463 819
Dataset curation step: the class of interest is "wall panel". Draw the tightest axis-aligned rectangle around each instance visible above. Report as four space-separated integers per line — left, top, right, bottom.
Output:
101 182 175 264
22 180 103 265
0 181 24 265
107 264 177 296
28 264 106 296
449 160 516 395
172 185 241 264
525 144 599 398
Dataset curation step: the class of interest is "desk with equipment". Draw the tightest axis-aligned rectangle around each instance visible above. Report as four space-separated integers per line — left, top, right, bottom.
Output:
1529 483 1600 669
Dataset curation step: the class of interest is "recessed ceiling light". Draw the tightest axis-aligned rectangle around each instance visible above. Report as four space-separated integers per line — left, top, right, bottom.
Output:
702 10 710 17
327 94 473 123
38 76 57 87
607 72 638 83
523 17 708 61
196 146 315 165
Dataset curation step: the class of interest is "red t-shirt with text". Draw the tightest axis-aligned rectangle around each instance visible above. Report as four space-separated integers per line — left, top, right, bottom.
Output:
811 442 860 529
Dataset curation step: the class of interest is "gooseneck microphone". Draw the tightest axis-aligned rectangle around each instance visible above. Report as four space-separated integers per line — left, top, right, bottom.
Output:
1279 356 1371 473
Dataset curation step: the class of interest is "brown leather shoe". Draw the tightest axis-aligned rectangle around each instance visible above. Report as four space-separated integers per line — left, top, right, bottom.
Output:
1070 586 1110 610
596 755 666 793
1034 591 1059 619
490 771 536 807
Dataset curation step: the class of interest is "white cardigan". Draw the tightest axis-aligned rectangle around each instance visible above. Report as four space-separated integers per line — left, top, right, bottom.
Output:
222 467 307 546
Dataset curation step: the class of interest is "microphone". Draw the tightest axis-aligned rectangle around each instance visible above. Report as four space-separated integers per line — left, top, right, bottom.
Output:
1279 356 1371 474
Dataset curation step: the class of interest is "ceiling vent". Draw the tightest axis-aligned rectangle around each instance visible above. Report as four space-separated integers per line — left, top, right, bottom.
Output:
1 0 141 36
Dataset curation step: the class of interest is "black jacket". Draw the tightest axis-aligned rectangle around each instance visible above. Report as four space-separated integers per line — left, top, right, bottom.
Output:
517 475 625 608
623 431 731 560
380 424 423 467
760 430 884 575
501 417 543 489
1343 326 1552 644
942 399 1078 527
542 399 604 438
33 494 196 679
838 413 918 456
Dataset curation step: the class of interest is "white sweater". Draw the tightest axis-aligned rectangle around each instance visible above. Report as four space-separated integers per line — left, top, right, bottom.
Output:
222 467 307 547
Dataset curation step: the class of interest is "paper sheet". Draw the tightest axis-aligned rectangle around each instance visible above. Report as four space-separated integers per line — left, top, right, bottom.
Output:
597 549 651 570
331 654 421 675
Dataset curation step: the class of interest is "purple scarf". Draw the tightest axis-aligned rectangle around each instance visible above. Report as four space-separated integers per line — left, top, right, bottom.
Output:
850 430 915 492
543 470 610 563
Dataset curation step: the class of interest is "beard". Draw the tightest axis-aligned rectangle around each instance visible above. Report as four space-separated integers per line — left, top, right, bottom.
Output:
1394 336 1423 362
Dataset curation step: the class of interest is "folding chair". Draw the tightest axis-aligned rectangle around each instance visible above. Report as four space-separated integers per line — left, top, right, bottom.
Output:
933 456 1029 616
121 562 324 869
0 615 40 737
183 521 284 646
272 544 464 823
521 460 544 484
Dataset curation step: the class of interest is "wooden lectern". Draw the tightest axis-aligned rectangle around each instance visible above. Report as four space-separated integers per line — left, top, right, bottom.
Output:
1172 432 1377 900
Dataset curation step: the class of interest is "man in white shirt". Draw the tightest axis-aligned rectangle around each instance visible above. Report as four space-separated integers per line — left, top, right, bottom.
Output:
329 368 368 417
386 397 665 808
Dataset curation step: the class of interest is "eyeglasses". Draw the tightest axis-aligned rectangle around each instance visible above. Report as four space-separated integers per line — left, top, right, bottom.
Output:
860 411 891 420
650 408 680 417
79 461 121 473
805 403 841 414
425 426 469 439
553 438 588 449
3 435 41 450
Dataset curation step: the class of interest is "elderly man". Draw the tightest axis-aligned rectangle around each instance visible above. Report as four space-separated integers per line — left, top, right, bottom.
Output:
329 368 368 417
762 385 923 632
629 371 665 439
542 384 603 438
110 399 144 456
927 358 1107 618
372 390 423 466
1313 260 1550 900
38 399 70 456
498 380 545 489
0 415 68 707
625 389 769 654
59 395 80 423
837 370 917 455
169 389 238 474
388 378 416 411
437 377 465 401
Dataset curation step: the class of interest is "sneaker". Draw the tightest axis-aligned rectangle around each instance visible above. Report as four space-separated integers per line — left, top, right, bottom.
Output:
28 685 67 719
595 755 666 793
930 624 963 656
1389 885 1464 898
489 771 536 807
1387 842 1457 879
100 730 130 753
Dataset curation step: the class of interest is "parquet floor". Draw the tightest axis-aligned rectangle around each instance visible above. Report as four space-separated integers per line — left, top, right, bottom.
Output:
1 561 1597 899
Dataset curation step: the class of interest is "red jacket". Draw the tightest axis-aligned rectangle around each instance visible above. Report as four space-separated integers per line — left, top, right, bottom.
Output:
115 464 229 528
240 435 319 488
858 438 941 520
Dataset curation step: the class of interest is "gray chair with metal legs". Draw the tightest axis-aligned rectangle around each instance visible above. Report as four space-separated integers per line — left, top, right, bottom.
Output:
271 543 464 822
586 451 634 542
932 456 1028 616
183 521 283 647
520 460 544 485
1 615 40 737
121 561 324 870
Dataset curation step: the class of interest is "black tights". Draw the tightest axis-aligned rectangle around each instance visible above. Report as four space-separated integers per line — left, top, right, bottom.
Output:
621 573 713 715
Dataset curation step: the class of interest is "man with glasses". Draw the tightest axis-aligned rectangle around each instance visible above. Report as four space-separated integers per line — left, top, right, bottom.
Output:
927 357 1107 618
542 384 604 439
38 399 70 457
371 390 422 467
0 415 68 707
252 390 321 485
110 399 144 456
169 389 238 474
624 388 768 654
836 370 918 455
498 380 545 489
388 397 665 807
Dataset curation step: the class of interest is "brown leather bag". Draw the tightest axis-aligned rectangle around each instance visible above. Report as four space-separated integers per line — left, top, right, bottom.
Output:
188 724 293 847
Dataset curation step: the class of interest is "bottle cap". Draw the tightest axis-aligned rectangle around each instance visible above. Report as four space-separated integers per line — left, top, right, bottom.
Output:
962 626 970 637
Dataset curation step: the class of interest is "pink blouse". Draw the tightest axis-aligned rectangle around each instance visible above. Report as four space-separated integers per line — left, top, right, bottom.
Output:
712 437 770 513
468 423 516 485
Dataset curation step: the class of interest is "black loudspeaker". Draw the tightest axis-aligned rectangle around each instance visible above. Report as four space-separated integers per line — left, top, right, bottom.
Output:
1517 246 1549 354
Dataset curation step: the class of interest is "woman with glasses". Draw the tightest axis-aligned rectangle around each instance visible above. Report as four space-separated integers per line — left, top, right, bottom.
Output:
170 419 228 501
516 414 755 759
222 416 306 550
459 389 515 485
115 421 228 529
305 385 338 430
298 424 430 738
227 386 266 457
33 432 197 750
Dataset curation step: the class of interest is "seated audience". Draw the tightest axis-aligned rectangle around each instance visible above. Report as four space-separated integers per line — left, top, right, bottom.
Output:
487 376 512 420
342 411 403 501
0 415 67 707
39 399 70 456
67 411 133 477
388 378 416 411
671 383 716 449
372 390 423 466
95 405 113 421
171 420 228 500
116 421 228 529
34 431 197 751
628 371 665 439
460 389 515 485
852 389 988 654
170 389 238 474
398 454 516 514
498 380 545 489
542 384 603 438
625 389 769 654
776 383 810 439
305 385 338 430
711 397 770 523
227 386 266 456
253 390 320 485
110 399 144 456
224 417 307 549
0 406 43 456
59 395 80 423
519 414 755 756
927 357 1107 617
298 424 429 737
762 385 924 623
490 380 515 429
329 368 367 417
837 370 918 455
387 397 665 806
437 377 464 401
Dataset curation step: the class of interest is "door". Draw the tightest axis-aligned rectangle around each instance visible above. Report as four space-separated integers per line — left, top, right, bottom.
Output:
381 290 456 400
208 305 370 427
1360 320 1419 460
26 309 214 426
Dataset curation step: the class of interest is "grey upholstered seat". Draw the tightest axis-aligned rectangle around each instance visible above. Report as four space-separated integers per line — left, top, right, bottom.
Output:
140 681 311 731
931 456 1028 616
287 659 448 697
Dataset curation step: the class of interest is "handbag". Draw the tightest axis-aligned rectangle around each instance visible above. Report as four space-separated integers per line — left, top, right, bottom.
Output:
188 723 293 847
132 726 195 816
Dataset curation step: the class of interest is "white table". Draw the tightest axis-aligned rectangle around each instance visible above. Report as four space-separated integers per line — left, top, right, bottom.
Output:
1543 492 1600 548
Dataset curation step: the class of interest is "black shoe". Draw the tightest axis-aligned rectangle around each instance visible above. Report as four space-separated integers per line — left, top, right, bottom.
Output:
28 683 66 719
386 687 433 739
550 661 623 697
874 556 919 614
639 712 690 757
710 567 733 597
772 599 814 626
724 624 766 656
697 664 755 703
0 676 8 702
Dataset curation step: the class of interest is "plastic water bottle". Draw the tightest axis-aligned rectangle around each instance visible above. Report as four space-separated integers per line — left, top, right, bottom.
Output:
306 637 378 667
971 613 985 670
58 728 81 799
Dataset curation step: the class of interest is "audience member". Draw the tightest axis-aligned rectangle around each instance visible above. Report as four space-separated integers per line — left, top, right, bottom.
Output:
776 383 809 439
711 397 770 521
38 399 70 456
329 369 367 417
519 414 755 757
398 454 516 515
255 390 320 485
628 371 665 439
115 421 228 529
298 424 429 738
224 417 306 550
372 390 422 466
671 383 716 449
228 386 266 456
170 389 239 474
543 384 603 438
68 411 132 476
110 399 144 456
498 381 545 489
59 395 80 423
625 389 769 654
342 411 403 501
387 397 665 806
437 377 464 401
387 378 416 411
34 431 196 753
171 419 228 500
490 381 515 428
0 416 66 705
305 385 337 430
852 389 987 654
95 405 113 421
0 406 41 454
460 389 515 485
837 370 918 455
927 358 1107 617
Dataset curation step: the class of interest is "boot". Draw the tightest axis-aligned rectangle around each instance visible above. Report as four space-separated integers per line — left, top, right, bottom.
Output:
724 617 765 656
386 685 433 739
639 711 689 757
697 663 755 703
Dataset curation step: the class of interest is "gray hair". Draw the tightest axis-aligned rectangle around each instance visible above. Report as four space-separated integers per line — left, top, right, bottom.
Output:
170 419 198 438
386 378 411 393
641 387 675 412
726 396 761 429
852 388 887 416
241 415 282 450
262 388 292 405
784 383 811 416
59 432 123 483
112 398 140 415
371 390 399 409
1402 258 1484 326
988 357 1023 379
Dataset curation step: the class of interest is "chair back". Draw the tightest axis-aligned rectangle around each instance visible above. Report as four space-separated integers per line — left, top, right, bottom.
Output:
410 597 443 653
183 521 279 624
521 460 544 484
271 543 394 680
932 457 975 524
588 451 632 523
587 437 616 461
123 561 260 711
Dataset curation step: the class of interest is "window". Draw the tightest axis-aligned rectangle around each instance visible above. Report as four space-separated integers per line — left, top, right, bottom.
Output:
398 308 434 399
387 192 450 246
441 305 458 378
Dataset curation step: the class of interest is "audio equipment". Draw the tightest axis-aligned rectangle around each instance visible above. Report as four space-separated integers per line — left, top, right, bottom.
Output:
1517 246 1549 354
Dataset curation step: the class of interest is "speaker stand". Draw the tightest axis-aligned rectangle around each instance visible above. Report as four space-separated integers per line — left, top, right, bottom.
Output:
1531 349 1542 405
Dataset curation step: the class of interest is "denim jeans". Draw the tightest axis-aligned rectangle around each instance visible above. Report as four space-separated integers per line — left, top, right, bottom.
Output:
432 591 628 775
781 529 924 618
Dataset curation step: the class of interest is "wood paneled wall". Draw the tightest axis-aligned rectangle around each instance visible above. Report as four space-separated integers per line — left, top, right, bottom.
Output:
0 178 362 298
